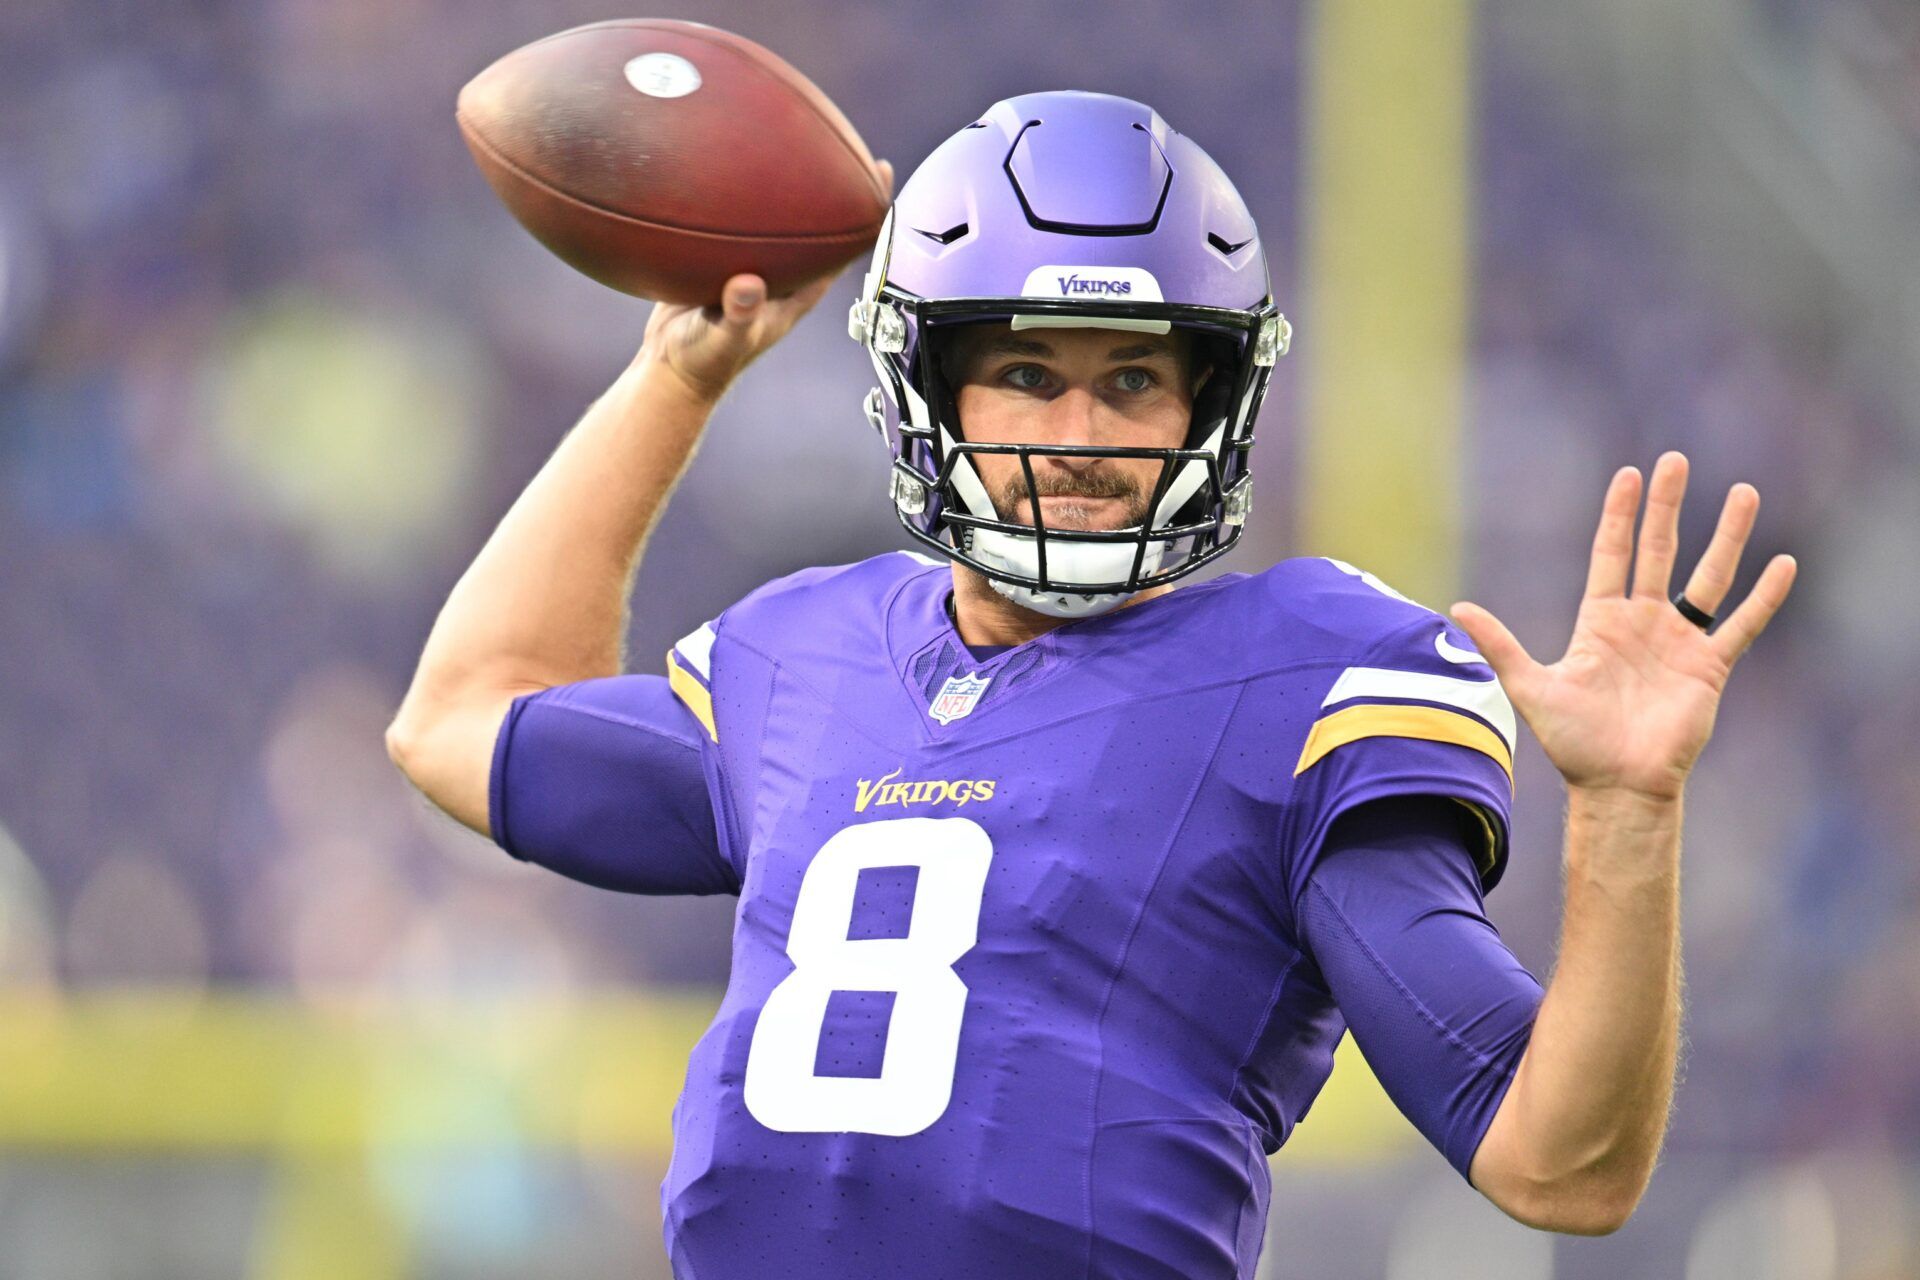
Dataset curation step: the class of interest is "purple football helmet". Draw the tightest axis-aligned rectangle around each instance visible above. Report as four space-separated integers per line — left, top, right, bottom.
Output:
850 91 1291 617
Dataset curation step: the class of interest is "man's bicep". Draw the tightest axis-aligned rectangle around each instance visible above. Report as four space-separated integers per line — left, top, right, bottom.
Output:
1296 795 1543 1179
490 674 736 895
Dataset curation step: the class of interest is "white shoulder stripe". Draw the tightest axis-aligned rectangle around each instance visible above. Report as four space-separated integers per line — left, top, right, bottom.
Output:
1434 630 1487 666
898 549 944 567
1323 557 1423 606
1321 665 1516 752
672 621 717 680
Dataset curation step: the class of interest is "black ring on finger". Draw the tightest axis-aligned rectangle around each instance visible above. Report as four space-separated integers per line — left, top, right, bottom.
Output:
1671 590 1715 630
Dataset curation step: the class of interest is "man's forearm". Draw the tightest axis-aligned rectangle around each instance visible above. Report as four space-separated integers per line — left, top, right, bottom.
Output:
403 351 717 704
384 351 718 834
1472 785 1683 1231
385 276 828 835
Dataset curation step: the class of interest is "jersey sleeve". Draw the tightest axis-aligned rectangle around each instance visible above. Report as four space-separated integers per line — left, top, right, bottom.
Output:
487 619 737 896
1296 794 1542 1179
1283 610 1519 911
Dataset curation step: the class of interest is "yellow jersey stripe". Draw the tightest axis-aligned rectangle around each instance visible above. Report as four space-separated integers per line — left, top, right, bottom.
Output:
1294 702 1512 787
665 651 717 742
1452 799 1499 880
1320 663 1516 753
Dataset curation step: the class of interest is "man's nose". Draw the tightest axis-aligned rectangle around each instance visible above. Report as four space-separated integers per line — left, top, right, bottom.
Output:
1041 386 1102 465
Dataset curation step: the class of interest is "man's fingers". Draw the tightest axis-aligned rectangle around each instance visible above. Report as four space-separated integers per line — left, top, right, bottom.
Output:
1448 602 1541 700
877 158 896 197
1583 465 1642 599
720 274 767 327
1631 451 1689 600
1711 553 1798 665
1680 483 1759 616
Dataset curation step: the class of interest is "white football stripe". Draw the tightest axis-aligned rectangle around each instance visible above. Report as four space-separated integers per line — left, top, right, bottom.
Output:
1321 665 1516 751
942 423 997 518
900 377 934 436
1151 421 1225 526
673 621 717 681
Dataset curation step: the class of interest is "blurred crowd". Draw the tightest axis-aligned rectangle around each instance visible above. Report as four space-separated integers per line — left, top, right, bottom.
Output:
1781 0 1920 144
1 0 1915 1275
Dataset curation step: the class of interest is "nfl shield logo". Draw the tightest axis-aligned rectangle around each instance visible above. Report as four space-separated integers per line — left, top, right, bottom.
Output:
929 672 993 725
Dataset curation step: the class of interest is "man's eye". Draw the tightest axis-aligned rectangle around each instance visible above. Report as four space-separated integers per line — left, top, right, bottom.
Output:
1004 366 1047 389
1115 368 1156 393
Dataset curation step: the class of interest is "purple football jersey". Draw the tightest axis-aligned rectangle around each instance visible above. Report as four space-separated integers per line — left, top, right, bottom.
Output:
599 551 1518 1279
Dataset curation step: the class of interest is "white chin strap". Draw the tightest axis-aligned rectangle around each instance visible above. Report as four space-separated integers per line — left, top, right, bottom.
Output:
967 527 1170 618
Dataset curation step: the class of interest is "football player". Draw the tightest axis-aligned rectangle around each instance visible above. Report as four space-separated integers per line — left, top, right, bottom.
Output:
388 92 1796 1277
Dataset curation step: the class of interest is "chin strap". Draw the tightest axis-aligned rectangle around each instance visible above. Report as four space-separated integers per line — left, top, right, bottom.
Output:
984 575 1135 619
964 525 1168 618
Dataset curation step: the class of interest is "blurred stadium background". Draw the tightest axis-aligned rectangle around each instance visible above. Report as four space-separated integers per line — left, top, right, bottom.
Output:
1 0 1914 1276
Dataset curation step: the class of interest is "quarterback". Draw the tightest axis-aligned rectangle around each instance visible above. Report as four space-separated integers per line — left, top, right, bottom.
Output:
388 93 1796 1277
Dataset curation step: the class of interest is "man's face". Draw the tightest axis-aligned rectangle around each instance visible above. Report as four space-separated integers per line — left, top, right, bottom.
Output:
943 323 1205 532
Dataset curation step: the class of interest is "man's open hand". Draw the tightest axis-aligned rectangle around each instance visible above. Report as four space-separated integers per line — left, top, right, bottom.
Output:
1448 451 1798 801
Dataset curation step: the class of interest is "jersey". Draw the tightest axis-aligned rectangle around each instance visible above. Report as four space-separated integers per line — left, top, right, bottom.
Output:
491 552 1523 1279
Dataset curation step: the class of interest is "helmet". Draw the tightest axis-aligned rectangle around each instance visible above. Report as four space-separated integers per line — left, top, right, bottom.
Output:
850 90 1290 617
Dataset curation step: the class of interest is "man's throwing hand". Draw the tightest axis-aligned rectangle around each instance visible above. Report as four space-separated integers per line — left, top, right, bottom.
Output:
644 161 896 405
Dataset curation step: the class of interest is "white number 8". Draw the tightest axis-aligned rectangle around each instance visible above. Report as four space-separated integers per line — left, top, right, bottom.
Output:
744 816 993 1136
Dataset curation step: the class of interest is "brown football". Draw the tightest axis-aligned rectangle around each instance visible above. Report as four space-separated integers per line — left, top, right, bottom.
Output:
456 20 889 304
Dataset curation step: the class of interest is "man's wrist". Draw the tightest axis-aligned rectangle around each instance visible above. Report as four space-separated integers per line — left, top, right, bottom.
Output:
633 344 733 412
1565 783 1685 837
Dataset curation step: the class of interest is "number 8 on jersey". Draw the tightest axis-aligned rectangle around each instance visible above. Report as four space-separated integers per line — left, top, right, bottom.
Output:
744 816 995 1136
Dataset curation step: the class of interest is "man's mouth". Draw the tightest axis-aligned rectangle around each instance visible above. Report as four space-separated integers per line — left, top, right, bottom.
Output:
1031 494 1133 529
993 470 1144 531
1038 495 1119 509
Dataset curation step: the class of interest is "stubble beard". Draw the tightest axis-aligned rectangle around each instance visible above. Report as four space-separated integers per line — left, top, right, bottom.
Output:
989 466 1150 533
